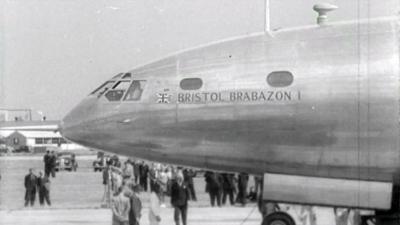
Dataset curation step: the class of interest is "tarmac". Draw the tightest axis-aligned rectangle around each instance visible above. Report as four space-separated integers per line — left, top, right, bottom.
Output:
0 155 263 225
0 155 352 225
0 207 261 225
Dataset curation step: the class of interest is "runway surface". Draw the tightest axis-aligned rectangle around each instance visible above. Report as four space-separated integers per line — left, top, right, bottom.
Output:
1 207 262 225
0 155 234 209
0 155 265 225
0 155 359 225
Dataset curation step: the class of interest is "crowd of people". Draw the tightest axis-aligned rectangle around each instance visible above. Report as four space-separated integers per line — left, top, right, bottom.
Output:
100 155 263 225
17 152 362 225
204 171 261 207
101 156 192 225
43 150 57 178
22 150 60 207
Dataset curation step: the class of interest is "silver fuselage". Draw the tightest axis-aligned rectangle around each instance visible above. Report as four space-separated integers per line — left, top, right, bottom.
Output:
62 17 400 182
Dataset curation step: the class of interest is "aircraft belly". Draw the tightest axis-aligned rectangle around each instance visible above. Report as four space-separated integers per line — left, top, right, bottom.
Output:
61 95 399 183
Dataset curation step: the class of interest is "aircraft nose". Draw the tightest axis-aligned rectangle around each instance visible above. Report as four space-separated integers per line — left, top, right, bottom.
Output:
62 97 98 130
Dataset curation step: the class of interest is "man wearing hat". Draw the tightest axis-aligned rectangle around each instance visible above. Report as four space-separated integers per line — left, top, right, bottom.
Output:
170 171 190 225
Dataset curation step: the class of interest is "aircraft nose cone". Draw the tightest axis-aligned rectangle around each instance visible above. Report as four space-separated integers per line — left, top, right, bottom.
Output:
62 97 98 130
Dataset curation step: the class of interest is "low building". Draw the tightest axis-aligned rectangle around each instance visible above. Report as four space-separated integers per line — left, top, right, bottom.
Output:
0 130 86 152
5 131 27 150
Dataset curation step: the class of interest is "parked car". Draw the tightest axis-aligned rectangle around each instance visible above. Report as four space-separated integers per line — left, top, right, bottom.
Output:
0 144 9 155
12 145 29 153
55 152 78 172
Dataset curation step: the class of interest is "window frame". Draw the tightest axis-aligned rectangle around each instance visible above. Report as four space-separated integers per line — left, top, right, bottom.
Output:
35 138 43 144
179 78 203 90
44 138 52 144
103 79 132 102
266 71 294 87
112 80 132 90
123 80 147 101
104 89 127 102
112 73 124 79
13 137 19 145
91 81 116 98
122 73 132 79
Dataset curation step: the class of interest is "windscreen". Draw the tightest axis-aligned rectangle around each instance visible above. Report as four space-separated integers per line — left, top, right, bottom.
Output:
90 81 115 97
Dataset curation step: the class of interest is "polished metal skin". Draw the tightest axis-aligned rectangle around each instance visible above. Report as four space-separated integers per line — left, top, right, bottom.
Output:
62 17 400 182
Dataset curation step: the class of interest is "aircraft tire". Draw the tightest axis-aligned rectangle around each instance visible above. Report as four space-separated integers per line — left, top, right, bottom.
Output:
262 211 295 225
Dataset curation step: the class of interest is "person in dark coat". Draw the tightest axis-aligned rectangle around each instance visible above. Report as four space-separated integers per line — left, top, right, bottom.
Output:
102 163 112 207
128 184 142 225
170 172 189 225
254 175 262 197
24 168 38 207
237 172 249 206
134 161 141 184
222 173 236 205
183 169 197 201
139 163 149 191
49 151 57 178
37 171 51 206
71 153 78 171
43 150 51 177
204 171 223 207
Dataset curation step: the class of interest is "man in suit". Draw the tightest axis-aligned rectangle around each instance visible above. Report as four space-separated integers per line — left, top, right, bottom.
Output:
133 160 141 184
128 184 142 225
170 172 190 225
49 151 57 178
183 168 197 201
37 171 51 206
24 168 38 207
139 163 149 192
222 173 236 205
43 150 51 177
237 172 249 206
204 171 223 207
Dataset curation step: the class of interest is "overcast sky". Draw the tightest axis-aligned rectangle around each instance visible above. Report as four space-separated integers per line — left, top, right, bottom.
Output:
1 0 398 120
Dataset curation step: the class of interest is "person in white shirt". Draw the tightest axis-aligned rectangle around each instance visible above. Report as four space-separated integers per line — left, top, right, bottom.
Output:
298 205 317 225
334 207 350 225
112 167 123 195
158 169 169 207
122 161 135 182
111 187 131 225
149 183 162 225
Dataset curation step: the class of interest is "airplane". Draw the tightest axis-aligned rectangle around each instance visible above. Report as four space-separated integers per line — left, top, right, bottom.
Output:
2 3 400 225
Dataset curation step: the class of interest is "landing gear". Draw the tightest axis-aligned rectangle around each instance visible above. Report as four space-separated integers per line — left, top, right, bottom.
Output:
359 183 400 225
258 199 296 225
258 176 296 225
262 211 296 225
360 213 400 225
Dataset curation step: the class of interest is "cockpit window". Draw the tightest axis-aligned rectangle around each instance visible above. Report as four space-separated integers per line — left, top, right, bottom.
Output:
105 90 125 101
91 81 115 97
122 73 132 79
112 80 131 90
104 80 132 102
124 80 146 101
112 73 124 79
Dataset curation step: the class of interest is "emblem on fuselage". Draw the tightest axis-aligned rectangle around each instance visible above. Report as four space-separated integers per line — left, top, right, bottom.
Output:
157 93 171 103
